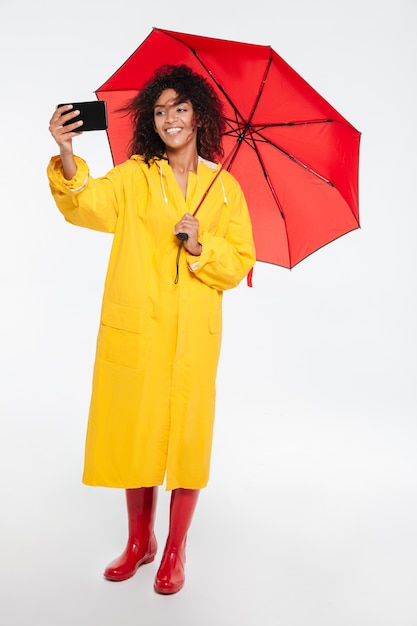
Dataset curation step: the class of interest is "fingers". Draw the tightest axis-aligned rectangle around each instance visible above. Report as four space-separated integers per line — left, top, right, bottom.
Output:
48 104 83 146
48 104 69 130
48 104 71 126
174 213 201 254
174 213 199 235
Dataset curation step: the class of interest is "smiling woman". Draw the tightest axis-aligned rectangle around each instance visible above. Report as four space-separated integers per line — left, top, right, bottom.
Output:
47 64 256 595
153 90 199 198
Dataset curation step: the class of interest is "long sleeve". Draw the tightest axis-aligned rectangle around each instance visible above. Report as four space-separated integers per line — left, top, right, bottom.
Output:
185 181 256 291
47 155 122 233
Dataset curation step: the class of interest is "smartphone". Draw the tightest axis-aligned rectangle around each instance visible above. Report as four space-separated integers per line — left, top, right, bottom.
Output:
58 100 108 131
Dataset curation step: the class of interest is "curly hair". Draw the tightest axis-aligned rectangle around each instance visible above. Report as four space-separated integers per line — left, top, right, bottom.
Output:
125 64 225 164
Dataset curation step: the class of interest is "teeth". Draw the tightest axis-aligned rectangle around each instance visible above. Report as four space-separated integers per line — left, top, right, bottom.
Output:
166 128 181 134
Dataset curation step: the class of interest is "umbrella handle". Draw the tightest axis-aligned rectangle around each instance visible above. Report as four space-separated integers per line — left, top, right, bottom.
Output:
176 232 189 241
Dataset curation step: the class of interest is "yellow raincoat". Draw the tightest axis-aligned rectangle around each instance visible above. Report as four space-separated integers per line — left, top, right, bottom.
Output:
47 154 256 490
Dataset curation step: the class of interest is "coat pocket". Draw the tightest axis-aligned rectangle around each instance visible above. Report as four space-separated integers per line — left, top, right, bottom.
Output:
209 306 222 334
97 302 152 369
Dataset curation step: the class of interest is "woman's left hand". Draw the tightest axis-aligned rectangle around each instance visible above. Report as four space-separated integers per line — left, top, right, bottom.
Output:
174 213 202 256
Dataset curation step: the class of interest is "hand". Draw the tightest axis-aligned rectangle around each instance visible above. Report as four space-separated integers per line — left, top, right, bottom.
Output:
174 213 202 256
48 105 82 179
49 104 83 152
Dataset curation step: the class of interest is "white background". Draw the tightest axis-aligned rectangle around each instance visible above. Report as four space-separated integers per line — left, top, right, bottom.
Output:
1 1 416 624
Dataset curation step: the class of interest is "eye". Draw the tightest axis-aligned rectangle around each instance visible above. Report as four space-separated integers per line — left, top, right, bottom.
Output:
155 110 165 117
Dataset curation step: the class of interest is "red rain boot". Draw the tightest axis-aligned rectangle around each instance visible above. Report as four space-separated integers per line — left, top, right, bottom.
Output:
154 488 199 594
104 487 158 581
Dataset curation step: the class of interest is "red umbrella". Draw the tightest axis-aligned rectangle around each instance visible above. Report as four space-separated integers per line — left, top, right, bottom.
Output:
96 27 360 269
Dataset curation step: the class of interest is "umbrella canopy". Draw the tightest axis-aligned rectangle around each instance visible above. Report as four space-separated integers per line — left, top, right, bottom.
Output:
96 27 360 269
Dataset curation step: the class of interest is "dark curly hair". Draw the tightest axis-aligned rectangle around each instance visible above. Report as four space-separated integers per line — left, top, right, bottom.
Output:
125 64 225 164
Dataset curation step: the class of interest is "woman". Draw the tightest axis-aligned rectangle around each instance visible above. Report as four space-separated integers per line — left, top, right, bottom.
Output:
47 64 256 594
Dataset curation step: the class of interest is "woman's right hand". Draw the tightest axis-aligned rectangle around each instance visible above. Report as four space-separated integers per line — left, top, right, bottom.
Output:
49 104 83 152
49 105 82 179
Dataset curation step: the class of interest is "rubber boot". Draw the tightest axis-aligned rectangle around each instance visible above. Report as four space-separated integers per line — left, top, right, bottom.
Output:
104 487 158 581
154 488 199 594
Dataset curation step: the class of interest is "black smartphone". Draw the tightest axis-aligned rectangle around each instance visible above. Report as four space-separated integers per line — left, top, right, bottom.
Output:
58 100 108 132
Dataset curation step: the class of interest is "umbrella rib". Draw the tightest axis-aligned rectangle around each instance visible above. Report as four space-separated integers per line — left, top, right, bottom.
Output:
222 109 336 186
183 48 246 125
255 129 335 186
159 30 314 145
186 43 274 133
222 134 294 265
226 125 335 187
251 119 335 129
222 118 334 135
248 135 294 267
245 50 273 128
250 139 285 220
226 131 286 221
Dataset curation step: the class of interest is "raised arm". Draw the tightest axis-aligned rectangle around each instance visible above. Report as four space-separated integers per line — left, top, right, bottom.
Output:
48 104 85 179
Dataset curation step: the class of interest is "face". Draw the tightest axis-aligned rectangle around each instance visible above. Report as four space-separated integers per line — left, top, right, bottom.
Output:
153 88 198 151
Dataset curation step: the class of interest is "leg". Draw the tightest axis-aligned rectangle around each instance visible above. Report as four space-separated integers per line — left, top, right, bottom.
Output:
154 488 199 594
104 486 158 581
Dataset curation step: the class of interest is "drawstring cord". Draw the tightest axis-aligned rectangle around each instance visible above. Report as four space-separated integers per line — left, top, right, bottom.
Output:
174 238 185 284
160 161 168 204
219 175 228 204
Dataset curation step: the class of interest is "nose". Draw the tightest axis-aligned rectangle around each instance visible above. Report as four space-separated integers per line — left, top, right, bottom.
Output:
165 106 177 124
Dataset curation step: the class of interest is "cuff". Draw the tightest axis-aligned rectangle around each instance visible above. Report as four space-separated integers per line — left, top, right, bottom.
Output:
47 155 89 193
